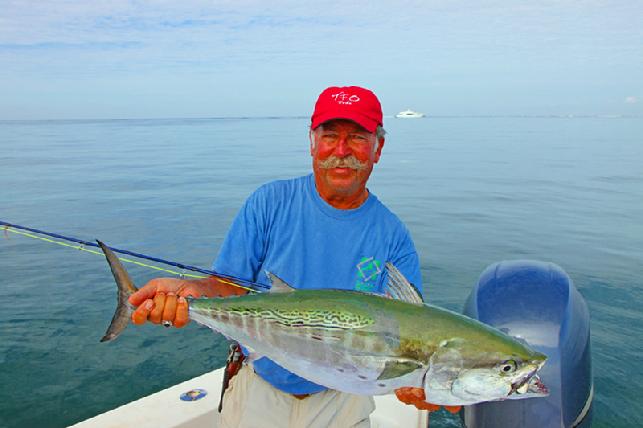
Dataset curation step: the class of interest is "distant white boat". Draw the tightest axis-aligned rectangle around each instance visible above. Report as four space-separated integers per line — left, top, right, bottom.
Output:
395 109 425 118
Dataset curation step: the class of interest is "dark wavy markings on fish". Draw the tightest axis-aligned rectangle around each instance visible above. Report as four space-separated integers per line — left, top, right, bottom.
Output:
201 307 378 364
223 307 374 330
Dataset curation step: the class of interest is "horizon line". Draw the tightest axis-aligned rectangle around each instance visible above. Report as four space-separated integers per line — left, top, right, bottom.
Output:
1 114 641 123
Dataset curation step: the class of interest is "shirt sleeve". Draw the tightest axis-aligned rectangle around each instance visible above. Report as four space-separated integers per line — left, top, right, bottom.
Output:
213 188 268 283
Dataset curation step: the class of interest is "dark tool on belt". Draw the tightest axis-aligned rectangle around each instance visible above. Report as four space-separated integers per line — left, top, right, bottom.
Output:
218 342 245 412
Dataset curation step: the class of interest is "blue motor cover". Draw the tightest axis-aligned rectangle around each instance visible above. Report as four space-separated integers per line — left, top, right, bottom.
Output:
461 260 592 428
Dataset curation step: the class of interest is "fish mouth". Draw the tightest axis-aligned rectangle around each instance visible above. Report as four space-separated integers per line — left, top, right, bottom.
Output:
510 371 549 396
527 376 549 395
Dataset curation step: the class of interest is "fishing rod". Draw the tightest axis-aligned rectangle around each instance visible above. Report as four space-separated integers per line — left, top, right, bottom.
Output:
1 220 269 293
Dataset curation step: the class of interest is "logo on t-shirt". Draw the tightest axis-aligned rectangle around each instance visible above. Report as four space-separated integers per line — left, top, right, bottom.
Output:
355 256 382 292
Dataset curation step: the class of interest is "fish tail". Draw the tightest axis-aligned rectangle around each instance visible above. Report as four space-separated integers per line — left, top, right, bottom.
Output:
97 240 139 342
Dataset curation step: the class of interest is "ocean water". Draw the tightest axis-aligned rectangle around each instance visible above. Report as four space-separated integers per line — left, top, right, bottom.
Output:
1 116 641 427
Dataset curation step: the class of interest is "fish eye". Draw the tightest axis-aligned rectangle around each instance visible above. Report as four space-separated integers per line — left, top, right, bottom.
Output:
500 360 517 373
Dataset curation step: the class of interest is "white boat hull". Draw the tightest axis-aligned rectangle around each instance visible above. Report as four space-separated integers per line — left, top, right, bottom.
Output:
395 110 425 119
69 367 430 428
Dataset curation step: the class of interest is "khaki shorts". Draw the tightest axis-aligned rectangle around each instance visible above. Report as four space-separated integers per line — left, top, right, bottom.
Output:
219 364 375 428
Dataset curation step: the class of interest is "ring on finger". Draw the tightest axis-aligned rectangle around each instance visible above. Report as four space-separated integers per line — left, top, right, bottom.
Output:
163 320 173 328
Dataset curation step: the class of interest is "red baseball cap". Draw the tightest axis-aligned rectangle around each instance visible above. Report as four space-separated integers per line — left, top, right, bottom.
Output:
311 86 383 133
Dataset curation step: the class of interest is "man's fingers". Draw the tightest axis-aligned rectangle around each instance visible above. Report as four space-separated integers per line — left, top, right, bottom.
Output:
129 282 159 306
132 300 154 325
178 283 207 299
395 387 426 407
394 390 413 404
149 292 166 324
129 278 185 306
395 387 425 402
395 388 452 412
162 293 178 325
174 296 190 328
411 388 425 400
415 401 441 412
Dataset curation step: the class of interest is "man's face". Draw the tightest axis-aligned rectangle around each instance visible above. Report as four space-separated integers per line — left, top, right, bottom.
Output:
310 119 384 199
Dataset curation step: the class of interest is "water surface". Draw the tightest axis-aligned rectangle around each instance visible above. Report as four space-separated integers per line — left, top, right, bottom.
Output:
1 117 641 427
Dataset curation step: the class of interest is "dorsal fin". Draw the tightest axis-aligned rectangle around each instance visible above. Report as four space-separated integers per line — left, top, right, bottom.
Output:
384 262 424 305
265 271 295 293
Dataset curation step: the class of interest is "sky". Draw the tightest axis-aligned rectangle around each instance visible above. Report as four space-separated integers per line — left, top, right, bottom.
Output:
1 0 642 119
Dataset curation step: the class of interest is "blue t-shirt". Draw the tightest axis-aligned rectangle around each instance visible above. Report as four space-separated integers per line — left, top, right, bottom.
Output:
213 174 422 394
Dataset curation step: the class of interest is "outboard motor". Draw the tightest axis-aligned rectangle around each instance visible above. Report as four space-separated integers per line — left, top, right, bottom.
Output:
461 260 592 428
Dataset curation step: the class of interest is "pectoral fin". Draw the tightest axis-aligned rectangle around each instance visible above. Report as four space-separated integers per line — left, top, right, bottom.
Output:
378 359 425 380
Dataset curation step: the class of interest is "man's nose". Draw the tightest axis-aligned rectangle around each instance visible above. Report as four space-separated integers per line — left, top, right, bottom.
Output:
334 136 351 157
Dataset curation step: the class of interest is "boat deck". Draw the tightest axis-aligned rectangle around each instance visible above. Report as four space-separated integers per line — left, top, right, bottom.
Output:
70 368 429 428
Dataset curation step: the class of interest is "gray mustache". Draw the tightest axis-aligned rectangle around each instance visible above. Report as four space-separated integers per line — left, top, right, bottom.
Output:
318 156 367 170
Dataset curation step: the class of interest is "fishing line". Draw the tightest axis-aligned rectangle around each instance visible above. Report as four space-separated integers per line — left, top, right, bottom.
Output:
1 220 268 293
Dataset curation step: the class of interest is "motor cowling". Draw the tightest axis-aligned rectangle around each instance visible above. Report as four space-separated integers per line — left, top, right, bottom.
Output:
461 260 592 428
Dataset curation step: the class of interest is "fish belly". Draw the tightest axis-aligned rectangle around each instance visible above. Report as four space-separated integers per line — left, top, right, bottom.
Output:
189 309 425 395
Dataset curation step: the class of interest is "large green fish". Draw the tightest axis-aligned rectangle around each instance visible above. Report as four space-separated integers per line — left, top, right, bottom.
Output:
98 241 548 406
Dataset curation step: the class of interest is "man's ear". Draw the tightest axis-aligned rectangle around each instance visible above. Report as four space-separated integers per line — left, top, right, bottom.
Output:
374 137 385 163
309 130 315 156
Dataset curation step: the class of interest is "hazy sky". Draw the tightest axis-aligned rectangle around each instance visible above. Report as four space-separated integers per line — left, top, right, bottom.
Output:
1 1 641 119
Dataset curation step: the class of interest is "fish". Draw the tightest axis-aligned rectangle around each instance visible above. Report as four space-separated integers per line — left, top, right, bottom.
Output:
97 240 548 406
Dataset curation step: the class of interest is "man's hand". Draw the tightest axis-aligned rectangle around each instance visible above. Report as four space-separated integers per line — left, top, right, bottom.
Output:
128 276 247 328
394 387 462 414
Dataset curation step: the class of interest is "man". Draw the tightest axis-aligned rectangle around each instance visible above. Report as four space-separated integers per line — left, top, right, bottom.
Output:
128 86 452 427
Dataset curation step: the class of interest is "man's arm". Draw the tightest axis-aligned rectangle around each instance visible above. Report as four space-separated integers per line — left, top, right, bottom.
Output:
130 187 269 328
